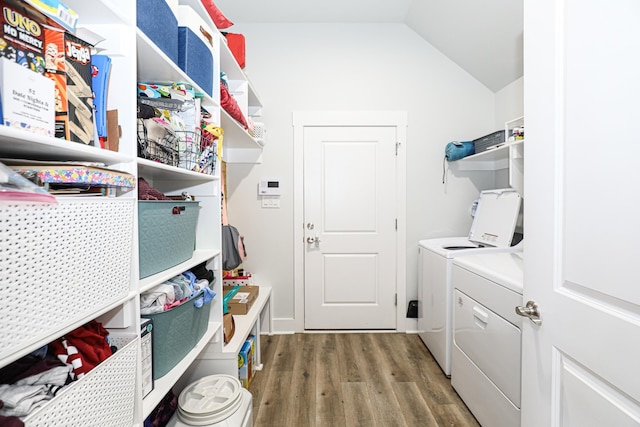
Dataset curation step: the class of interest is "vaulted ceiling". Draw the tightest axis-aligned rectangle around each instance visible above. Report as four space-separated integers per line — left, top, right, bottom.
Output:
214 0 523 92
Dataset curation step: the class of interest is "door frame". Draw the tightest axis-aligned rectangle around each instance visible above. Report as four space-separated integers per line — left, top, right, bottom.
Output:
292 111 408 332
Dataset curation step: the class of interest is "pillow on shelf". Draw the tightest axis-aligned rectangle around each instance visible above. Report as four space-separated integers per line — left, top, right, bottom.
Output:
202 0 234 29
222 32 245 68
220 83 248 129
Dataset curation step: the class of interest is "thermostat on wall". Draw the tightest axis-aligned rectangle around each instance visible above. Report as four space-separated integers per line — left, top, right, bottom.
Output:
258 179 281 195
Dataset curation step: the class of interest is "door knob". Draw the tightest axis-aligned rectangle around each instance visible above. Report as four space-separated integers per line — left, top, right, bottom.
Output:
306 236 320 244
515 300 542 325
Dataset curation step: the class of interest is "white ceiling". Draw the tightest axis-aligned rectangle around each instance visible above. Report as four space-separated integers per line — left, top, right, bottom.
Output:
214 0 523 92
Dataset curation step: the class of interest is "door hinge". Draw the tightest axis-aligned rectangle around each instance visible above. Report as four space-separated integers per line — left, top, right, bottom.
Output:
395 142 401 156
395 219 398 230
395 293 398 306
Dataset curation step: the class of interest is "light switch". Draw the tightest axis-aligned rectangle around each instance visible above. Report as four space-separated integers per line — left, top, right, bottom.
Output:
261 195 280 208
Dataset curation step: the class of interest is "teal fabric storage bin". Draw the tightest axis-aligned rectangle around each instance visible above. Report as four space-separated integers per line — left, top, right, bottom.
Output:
138 201 199 279
142 291 211 379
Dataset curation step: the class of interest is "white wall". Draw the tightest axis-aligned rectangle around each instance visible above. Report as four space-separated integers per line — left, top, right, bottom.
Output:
493 76 525 186
495 76 524 128
225 23 508 332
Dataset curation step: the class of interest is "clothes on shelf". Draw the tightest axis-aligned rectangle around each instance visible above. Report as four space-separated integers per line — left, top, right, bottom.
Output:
0 320 113 419
140 270 216 315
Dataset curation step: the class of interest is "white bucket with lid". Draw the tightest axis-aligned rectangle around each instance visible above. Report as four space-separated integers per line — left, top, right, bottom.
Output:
167 375 252 426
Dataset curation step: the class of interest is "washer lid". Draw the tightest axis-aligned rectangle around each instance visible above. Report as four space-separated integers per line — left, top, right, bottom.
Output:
468 189 521 248
177 374 243 425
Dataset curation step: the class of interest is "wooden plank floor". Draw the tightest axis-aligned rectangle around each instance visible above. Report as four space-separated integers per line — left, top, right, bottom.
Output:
249 333 480 427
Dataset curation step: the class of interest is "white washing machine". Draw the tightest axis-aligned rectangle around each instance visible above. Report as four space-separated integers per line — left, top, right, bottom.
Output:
167 375 253 427
451 252 524 427
417 188 522 376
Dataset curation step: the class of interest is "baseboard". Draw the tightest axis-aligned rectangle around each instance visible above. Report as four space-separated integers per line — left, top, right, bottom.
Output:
272 317 297 334
271 317 420 334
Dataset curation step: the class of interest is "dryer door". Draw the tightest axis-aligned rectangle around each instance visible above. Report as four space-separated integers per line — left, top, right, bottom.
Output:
454 289 522 407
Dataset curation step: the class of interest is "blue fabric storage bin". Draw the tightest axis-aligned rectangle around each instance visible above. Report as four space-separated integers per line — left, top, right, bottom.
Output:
142 290 211 379
178 26 214 97
138 201 199 279
137 0 178 64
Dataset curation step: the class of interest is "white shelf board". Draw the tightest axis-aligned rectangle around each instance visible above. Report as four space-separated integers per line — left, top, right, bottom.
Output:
453 140 524 171
137 158 220 182
139 249 220 293
142 320 222 418
0 126 131 165
246 80 262 110
136 30 218 110
218 40 262 109
223 286 272 356
176 0 262 109
220 110 262 149
506 116 525 129
222 148 263 164
219 39 244 81
3 291 136 368
66 0 130 25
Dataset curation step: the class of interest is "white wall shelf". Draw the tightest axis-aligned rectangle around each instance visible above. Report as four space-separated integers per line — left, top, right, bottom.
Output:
59 0 132 25
177 0 263 111
450 118 524 195
139 249 221 293
223 286 272 357
177 0 264 163
138 158 220 182
220 109 264 164
452 140 523 171
219 44 263 110
220 110 261 148
136 30 219 110
0 126 131 164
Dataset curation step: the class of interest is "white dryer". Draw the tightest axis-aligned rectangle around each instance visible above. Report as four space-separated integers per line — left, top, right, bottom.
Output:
417 188 522 376
451 252 524 427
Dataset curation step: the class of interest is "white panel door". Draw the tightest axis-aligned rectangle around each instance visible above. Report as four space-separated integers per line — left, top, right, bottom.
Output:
304 125 397 329
522 0 640 425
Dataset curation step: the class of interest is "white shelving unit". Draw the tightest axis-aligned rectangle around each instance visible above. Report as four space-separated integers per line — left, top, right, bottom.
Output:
176 286 273 389
505 116 525 196
0 1 266 425
452 143 511 170
451 117 525 195
178 0 264 164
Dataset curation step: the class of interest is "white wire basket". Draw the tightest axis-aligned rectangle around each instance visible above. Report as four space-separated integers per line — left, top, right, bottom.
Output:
174 129 217 175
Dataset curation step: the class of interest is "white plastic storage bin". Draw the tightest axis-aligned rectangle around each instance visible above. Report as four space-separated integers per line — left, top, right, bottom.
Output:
24 337 138 427
0 198 134 364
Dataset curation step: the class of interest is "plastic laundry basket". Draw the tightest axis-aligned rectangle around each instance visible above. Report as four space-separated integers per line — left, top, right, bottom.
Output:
141 290 211 379
138 200 200 278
